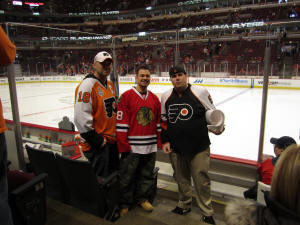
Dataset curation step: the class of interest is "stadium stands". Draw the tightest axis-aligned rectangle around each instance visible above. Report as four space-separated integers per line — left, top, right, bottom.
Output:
2 0 300 77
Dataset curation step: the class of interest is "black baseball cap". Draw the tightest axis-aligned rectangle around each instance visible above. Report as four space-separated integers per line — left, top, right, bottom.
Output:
270 136 296 150
169 65 186 77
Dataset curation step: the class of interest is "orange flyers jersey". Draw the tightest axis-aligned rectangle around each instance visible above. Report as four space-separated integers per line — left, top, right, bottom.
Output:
0 99 7 134
74 74 117 150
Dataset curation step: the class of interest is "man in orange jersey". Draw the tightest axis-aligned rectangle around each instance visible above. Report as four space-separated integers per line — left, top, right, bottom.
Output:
74 51 119 177
0 26 16 225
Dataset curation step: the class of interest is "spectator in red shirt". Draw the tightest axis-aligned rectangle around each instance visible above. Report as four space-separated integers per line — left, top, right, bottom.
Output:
262 136 296 183
244 136 296 199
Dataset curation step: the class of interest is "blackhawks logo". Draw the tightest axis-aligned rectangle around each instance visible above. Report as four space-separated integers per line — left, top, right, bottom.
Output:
136 107 153 126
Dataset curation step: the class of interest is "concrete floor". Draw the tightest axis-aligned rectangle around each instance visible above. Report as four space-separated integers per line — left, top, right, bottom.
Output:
46 192 226 225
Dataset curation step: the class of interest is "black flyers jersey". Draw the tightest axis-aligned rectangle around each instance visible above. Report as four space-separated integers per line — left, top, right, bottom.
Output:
161 84 215 155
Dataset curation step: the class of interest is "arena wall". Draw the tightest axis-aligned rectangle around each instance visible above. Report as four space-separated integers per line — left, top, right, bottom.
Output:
1 75 300 89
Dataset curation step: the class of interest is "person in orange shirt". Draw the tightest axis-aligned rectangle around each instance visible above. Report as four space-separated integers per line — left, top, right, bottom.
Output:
0 26 16 225
0 27 16 66
74 51 119 177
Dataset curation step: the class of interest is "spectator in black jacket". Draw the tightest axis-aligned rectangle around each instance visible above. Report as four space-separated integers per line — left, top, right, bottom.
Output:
160 65 224 225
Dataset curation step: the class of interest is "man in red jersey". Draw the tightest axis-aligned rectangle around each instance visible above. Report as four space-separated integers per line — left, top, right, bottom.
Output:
116 65 161 216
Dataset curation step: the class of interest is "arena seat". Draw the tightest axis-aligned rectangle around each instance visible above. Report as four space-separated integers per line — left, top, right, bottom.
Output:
25 145 69 203
9 173 48 225
55 153 120 221
257 181 271 206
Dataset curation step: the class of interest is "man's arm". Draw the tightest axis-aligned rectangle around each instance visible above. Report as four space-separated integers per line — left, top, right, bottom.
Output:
116 93 131 153
192 86 225 135
74 79 105 148
160 91 172 154
0 27 16 66
155 95 162 149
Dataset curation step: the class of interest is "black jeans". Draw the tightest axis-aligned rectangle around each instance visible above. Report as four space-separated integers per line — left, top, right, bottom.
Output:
83 143 119 177
119 152 156 209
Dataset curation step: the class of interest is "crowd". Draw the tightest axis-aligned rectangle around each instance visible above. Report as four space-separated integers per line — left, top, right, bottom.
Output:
2 0 299 79
16 36 298 77
2 0 298 39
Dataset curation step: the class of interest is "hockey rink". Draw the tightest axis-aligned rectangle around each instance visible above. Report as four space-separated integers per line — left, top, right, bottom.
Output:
1 82 300 161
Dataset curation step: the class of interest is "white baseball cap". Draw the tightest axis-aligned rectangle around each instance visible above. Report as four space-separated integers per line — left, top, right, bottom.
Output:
94 51 112 63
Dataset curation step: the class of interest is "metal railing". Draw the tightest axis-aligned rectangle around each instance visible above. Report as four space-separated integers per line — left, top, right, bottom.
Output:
14 61 299 78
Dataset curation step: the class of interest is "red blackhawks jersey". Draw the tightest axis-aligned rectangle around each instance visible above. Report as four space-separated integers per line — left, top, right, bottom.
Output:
116 87 162 154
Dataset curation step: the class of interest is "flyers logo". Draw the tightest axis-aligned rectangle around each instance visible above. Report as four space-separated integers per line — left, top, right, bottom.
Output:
104 97 116 118
168 104 193 123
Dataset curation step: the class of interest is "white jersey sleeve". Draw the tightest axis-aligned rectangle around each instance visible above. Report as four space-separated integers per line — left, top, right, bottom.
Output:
190 85 216 110
161 88 173 122
74 78 96 133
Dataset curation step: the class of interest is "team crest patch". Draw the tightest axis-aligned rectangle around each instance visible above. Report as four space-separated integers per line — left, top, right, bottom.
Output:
108 84 113 93
136 106 153 126
168 103 193 123
98 88 104 96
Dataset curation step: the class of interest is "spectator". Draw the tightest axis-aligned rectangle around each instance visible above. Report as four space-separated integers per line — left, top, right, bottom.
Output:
0 27 16 65
74 51 119 177
0 26 16 225
116 65 161 216
161 65 224 225
225 144 300 225
244 136 296 199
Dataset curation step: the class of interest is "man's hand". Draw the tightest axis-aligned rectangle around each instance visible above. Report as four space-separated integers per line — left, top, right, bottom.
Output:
209 125 225 135
101 138 107 148
162 142 172 154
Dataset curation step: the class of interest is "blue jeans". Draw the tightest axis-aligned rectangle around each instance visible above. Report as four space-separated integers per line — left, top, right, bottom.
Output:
0 132 13 225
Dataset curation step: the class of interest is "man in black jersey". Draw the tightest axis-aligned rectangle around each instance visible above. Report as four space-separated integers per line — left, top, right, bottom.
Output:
161 65 224 225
